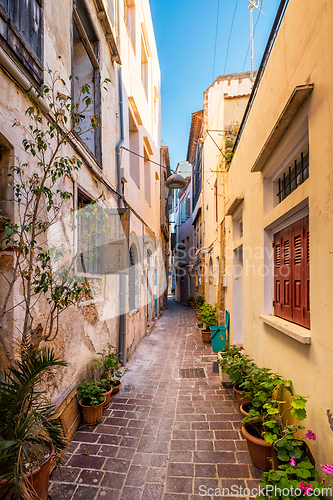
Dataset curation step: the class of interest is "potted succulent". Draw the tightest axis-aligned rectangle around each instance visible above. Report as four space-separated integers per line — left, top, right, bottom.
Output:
0 347 67 500
77 381 105 425
93 344 123 406
187 296 196 308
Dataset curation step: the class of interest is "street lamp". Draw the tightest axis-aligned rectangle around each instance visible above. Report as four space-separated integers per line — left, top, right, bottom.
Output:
165 173 188 189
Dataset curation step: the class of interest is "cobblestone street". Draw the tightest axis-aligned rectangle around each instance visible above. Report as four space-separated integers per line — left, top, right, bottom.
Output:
49 299 262 500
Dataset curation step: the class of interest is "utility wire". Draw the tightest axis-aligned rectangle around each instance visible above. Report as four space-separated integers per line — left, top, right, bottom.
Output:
223 0 239 74
121 146 173 172
212 0 220 81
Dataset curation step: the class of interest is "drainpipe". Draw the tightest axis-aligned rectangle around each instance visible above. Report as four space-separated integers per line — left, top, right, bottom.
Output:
116 38 126 364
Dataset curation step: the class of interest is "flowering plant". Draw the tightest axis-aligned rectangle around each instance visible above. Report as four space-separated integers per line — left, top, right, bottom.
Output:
255 433 333 500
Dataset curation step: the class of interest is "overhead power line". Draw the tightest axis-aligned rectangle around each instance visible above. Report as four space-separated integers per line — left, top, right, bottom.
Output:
223 0 239 74
212 0 220 81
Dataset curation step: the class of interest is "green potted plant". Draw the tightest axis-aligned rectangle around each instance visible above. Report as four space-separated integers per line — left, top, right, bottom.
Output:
199 303 217 342
218 345 255 405
239 367 291 419
77 380 105 425
93 344 123 406
187 296 196 308
241 394 309 471
0 347 67 500
255 433 332 499
217 344 240 386
195 296 205 311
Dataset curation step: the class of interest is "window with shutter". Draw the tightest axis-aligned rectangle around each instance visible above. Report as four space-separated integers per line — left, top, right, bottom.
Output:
274 215 310 328
0 0 43 84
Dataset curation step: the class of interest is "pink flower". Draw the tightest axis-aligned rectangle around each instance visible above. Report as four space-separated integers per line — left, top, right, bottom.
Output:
290 456 296 467
300 481 313 496
321 464 333 476
305 430 316 441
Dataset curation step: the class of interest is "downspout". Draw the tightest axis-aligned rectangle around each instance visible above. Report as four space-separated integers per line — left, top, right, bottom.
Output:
116 16 126 365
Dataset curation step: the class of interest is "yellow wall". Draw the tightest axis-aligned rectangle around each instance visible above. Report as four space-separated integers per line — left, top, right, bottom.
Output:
224 0 333 466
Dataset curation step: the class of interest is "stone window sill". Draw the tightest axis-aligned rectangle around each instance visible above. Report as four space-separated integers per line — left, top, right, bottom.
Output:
259 315 311 344
129 308 140 317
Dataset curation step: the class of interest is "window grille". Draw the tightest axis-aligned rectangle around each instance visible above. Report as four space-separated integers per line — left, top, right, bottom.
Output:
277 152 309 203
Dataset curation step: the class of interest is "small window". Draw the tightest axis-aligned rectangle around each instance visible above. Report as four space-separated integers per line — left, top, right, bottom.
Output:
274 215 310 328
129 110 140 188
277 150 309 203
124 0 135 49
129 244 138 311
77 191 102 275
0 0 43 83
141 34 149 98
73 0 101 162
144 146 151 206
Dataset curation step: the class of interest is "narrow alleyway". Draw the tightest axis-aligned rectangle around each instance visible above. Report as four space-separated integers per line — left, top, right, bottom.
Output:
49 299 262 500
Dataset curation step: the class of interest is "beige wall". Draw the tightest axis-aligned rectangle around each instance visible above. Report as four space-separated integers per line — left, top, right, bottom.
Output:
224 0 333 466
201 76 251 308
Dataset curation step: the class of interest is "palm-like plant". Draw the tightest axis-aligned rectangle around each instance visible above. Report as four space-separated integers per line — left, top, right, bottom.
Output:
0 347 67 499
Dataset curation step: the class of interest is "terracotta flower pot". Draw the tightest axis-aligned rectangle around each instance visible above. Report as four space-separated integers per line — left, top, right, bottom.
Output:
102 386 113 408
188 302 195 308
0 439 55 500
233 385 252 407
241 423 273 471
79 398 105 425
240 402 252 418
201 329 211 343
112 381 122 394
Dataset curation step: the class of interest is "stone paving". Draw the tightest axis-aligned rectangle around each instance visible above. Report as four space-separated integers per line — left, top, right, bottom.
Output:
49 299 262 500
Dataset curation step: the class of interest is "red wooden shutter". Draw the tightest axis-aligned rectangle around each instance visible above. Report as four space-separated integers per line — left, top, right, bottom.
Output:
291 219 303 326
274 215 309 328
274 231 283 317
274 227 292 322
280 225 293 321
303 216 310 328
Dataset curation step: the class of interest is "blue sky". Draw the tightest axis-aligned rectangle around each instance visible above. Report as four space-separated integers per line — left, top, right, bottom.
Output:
150 0 281 170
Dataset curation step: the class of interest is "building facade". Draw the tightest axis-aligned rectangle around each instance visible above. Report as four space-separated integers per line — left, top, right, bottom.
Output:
0 0 165 439
224 0 333 466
